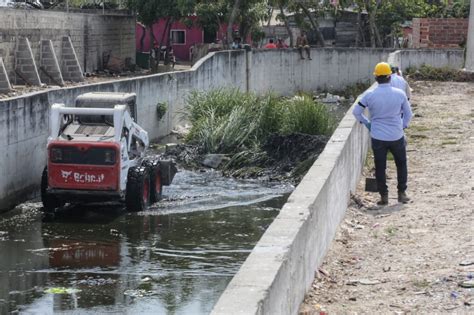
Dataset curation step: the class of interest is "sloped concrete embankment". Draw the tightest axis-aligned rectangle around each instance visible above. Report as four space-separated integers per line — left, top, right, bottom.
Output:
0 48 463 213
211 49 465 315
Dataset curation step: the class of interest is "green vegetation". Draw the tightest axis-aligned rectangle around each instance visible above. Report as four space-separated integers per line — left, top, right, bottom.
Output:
406 65 474 82
385 226 398 237
412 278 431 288
182 89 335 155
156 102 168 120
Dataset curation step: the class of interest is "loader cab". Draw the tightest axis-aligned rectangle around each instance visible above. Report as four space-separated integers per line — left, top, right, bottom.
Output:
75 92 137 122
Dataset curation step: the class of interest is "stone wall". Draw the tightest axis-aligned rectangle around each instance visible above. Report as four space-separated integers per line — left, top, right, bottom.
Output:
412 18 468 48
0 8 135 79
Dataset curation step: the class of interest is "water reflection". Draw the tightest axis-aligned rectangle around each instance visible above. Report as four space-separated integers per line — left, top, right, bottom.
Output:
0 170 291 314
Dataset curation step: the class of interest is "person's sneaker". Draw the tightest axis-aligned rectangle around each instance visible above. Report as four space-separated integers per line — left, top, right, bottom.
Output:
377 194 388 206
398 191 410 203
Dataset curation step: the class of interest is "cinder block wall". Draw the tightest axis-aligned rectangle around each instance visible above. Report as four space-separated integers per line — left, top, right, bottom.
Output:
412 18 468 48
0 8 135 79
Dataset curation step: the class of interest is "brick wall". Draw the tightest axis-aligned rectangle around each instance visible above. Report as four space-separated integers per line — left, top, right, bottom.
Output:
412 18 468 48
0 8 135 79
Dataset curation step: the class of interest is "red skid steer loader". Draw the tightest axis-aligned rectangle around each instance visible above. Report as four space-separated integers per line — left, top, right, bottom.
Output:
41 92 176 212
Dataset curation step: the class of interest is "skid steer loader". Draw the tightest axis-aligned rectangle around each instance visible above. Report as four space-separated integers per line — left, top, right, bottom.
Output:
41 92 176 212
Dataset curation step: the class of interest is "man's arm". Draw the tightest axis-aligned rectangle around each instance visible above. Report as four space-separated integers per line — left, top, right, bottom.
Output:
352 100 370 128
405 81 412 100
401 96 413 129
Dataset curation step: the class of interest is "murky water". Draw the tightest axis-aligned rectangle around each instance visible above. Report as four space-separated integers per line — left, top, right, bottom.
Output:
0 170 292 315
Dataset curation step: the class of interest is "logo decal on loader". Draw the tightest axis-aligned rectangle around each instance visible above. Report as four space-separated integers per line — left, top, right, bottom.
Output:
60 170 105 184
61 170 73 182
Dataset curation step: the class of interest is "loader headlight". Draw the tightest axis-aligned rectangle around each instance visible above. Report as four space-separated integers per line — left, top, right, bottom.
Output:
51 148 63 162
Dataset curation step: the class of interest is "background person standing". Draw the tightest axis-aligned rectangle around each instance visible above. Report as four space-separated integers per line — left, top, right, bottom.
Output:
353 62 413 205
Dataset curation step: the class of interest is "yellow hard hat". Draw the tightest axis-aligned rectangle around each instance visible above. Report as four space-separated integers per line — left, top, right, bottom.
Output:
373 62 392 76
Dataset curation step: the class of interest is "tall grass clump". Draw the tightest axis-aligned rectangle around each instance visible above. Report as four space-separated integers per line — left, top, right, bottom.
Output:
183 88 336 154
280 96 335 136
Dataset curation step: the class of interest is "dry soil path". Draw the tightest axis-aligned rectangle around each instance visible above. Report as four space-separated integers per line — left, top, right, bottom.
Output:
301 81 474 314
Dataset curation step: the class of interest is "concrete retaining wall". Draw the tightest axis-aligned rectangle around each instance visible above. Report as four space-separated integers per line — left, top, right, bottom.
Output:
211 49 465 315
391 49 464 71
0 48 464 216
210 94 371 315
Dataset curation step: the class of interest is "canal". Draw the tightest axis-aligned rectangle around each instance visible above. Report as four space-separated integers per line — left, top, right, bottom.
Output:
0 170 292 314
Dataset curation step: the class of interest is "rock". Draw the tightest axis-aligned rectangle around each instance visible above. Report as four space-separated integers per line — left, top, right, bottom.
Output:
202 154 229 169
459 260 474 266
322 93 340 104
165 143 178 153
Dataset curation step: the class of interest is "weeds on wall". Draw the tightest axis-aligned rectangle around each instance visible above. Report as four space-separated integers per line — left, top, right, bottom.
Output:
156 102 168 120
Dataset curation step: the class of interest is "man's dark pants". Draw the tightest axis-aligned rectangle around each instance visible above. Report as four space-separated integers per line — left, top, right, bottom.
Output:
371 137 407 195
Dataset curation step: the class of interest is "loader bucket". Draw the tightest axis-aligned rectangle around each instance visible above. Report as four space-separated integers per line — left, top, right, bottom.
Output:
158 160 177 186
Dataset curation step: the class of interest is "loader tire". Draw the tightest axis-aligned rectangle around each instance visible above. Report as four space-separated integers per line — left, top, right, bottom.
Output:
41 167 64 212
142 159 163 203
125 166 151 212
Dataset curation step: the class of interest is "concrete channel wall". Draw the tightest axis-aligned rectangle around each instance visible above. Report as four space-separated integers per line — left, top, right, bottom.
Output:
0 47 464 216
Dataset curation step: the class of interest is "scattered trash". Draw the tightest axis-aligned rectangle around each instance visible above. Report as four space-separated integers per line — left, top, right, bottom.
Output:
318 268 329 277
459 260 474 266
444 305 458 311
450 291 459 299
459 280 474 288
358 279 381 285
141 276 153 283
346 279 380 286
383 266 391 272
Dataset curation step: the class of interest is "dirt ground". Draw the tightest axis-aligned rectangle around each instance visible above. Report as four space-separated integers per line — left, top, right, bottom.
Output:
0 63 192 100
300 81 474 314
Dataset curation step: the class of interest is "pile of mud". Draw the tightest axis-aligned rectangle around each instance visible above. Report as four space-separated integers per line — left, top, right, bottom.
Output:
161 133 329 184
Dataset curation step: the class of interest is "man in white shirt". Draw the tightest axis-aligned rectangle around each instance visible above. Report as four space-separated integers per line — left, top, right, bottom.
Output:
390 66 411 100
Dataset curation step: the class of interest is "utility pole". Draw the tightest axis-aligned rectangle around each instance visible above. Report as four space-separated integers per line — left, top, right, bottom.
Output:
465 0 474 71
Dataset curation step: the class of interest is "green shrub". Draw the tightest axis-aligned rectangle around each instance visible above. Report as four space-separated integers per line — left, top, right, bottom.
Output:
183 89 336 154
280 96 335 136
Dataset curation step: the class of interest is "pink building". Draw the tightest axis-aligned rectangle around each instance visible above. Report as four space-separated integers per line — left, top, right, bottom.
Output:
136 17 231 62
